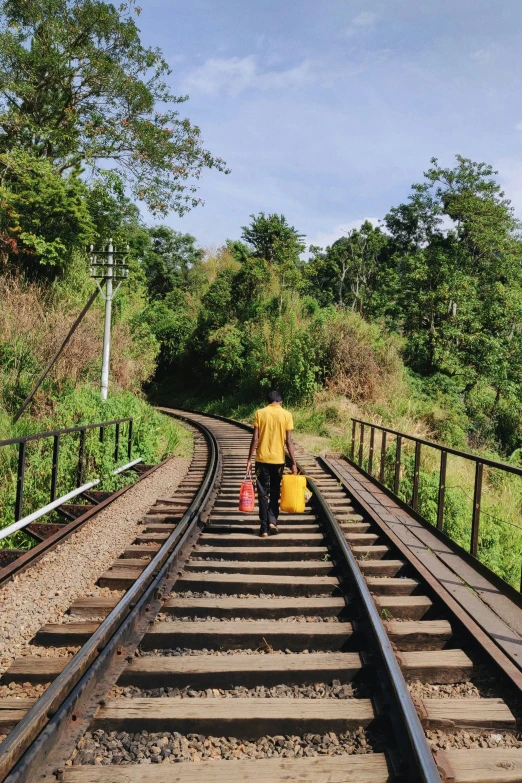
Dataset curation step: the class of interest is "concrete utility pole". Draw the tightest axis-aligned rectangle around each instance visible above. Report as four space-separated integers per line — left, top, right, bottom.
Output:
90 240 129 401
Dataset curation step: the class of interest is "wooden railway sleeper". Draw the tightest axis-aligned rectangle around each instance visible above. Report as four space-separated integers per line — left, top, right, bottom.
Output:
432 749 456 783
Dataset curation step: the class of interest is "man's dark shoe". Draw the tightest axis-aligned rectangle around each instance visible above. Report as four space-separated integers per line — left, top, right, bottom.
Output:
269 524 279 535
260 529 268 537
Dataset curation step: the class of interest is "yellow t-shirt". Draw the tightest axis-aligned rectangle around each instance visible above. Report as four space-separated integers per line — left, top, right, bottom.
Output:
254 405 294 464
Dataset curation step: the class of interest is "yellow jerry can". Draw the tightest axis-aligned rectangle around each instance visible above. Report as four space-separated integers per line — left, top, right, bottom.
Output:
280 474 308 514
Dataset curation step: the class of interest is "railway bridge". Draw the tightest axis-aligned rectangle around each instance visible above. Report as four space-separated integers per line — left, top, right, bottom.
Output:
0 409 522 782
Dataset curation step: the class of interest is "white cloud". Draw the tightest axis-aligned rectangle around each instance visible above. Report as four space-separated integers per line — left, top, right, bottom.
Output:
345 11 378 38
353 11 378 26
470 48 493 63
307 217 381 250
181 56 318 97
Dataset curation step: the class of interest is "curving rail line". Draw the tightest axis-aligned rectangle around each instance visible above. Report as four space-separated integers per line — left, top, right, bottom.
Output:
0 409 521 782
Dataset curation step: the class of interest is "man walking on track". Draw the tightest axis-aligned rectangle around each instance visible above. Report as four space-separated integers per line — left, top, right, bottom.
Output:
246 390 298 537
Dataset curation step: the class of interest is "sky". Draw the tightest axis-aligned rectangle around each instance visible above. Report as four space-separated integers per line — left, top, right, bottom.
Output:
137 0 522 250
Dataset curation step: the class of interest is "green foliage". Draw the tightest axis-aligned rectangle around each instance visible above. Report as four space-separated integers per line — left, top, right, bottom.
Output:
382 157 522 385
306 221 388 313
0 150 94 276
241 212 305 264
142 227 203 298
0 0 228 215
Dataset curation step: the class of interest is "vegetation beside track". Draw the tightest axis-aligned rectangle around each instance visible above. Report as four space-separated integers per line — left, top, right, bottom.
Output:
1 2 522 585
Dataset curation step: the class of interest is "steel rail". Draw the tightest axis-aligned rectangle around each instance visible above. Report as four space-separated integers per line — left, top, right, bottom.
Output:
340 447 522 610
349 416 522 600
159 408 441 783
305 473 442 783
321 453 522 695
0 418 219 783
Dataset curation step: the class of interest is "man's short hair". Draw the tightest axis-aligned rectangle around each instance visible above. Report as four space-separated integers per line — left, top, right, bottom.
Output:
267 390 283 403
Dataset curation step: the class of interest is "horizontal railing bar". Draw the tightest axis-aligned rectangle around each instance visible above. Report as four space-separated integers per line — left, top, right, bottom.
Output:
111 457 142 475
351 417 522 477
0 457 142 543
0 481 100 542
0 418 132 448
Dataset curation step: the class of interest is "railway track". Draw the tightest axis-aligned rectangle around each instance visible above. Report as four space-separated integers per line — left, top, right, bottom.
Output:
0 409 521 782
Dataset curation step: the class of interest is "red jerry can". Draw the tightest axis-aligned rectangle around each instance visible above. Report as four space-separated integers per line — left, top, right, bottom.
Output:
239 470 255 512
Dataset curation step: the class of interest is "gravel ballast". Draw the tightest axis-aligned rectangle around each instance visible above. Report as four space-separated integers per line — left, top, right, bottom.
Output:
138 648 338 657
156 614 340 624
110 682 358 699
69 727 381 765
0 454 191 675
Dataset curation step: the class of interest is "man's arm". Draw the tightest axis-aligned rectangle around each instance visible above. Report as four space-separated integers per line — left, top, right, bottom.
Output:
246 426 259 473
286 431 298 475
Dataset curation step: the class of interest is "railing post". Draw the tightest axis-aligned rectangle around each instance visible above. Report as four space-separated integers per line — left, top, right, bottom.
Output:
14 441 27 522
471 461 483 557
351 420 356 460
114 421 121 463
358 423 365 466
99 425 105 443
77 429 86 486
50 435 60 502
437 451 447 531
127 419 133 461
412 441 421 511
394 435 402 495
368 426 375 475
379 431 387 484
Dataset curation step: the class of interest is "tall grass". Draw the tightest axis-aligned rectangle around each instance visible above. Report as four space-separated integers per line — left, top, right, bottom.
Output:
0 270 191 550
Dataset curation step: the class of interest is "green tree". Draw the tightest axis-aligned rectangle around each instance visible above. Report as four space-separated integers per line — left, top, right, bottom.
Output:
0 0 228 215
306 221 388 312
241 213 306 314
142 227 203 298
142 290 193 370
0 149 94 276
241 213 305 263
383 156 522 445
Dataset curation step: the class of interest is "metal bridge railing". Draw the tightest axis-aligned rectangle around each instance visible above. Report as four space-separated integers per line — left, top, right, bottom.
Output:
0 418 138 542
349 417 522 588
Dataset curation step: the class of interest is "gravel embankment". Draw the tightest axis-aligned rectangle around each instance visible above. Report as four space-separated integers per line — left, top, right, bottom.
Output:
0 455 191 676
408 681 481 700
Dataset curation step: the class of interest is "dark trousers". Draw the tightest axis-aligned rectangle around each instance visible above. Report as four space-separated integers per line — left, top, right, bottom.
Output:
255 462 284 532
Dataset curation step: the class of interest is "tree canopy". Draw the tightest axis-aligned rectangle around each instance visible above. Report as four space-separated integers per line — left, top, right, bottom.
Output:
0 0 228 215
241 212 305 263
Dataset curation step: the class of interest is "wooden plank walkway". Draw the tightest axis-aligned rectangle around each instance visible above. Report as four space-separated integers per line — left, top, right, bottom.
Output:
324 454 522 686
